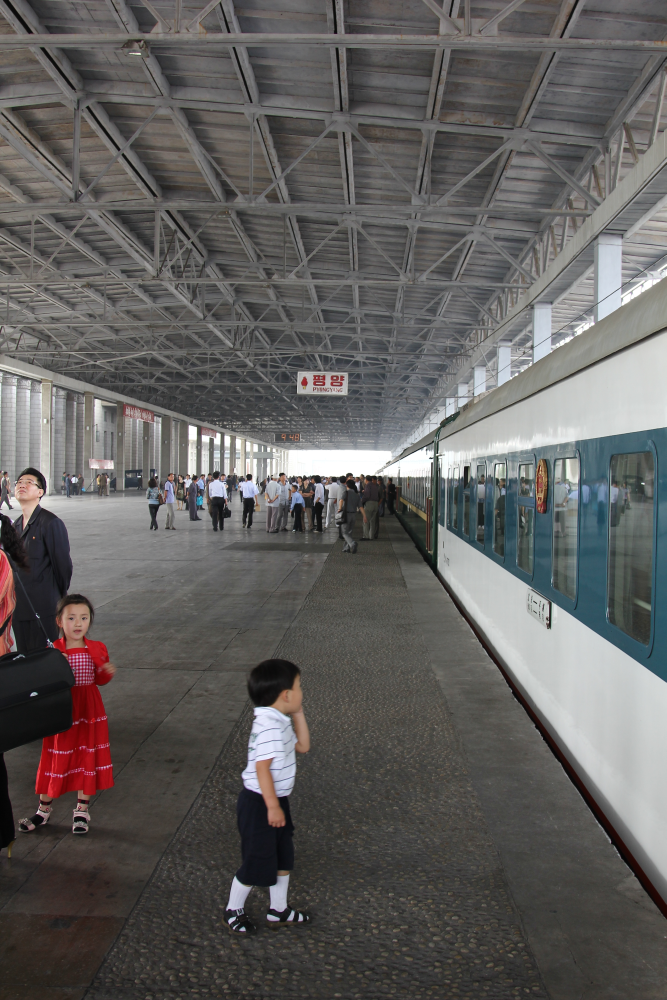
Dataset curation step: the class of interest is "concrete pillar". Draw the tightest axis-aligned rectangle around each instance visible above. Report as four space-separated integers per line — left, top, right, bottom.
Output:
83 392 94 489
594 233 622 322
53 386 67 494
115 402 125 491
161 415 172 479
30 380 41 468
473 365 487 397
65 392 76 476
178 421 188 475
457 382 470 409
1 374 16 485
15 378 30 475
229 435 236 474
240 438 246 475
208 436 214 474
142 421 150 484
40 380 52 493
75 395 84 479
497 342 512 386
533 302 552 363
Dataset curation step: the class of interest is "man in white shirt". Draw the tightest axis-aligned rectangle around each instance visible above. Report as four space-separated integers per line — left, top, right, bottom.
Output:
208 470 228 531
240 473 259 528
265 475 281 532
163 472 176 530
325 478 340 528
313 476 325 532
275 473 290 532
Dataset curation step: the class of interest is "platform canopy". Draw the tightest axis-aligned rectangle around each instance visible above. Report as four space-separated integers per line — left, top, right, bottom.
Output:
0 0 665 448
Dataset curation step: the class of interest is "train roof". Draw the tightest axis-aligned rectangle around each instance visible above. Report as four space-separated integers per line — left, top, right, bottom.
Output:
440 274 667 445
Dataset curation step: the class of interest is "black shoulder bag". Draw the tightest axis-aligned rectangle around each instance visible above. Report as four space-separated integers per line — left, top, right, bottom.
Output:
0 565 74 754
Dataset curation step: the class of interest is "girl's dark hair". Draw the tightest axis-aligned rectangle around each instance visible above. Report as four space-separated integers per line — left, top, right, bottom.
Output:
56 593 95 629
248 658 300 707
148 477 157 488
0 514 28 571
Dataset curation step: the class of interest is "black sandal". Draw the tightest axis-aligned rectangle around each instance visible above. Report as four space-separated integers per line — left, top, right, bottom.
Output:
225 908 257 935
267 907 310 927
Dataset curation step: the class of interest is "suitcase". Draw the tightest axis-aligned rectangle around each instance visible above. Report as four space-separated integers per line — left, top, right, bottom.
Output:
0 646 74 753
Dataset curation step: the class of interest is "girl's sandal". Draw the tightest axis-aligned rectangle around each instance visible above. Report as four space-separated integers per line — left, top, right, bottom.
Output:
72 804 90 835
266 907 310 928
224 908 257 936
19 802 52 832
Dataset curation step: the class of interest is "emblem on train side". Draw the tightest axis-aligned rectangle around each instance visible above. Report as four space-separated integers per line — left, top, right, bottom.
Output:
536 458 548 514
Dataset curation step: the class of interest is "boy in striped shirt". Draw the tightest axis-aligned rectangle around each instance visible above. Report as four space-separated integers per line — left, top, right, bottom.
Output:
225 658 311 934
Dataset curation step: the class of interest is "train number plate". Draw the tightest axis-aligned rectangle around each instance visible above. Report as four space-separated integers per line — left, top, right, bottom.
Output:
527 589 551 629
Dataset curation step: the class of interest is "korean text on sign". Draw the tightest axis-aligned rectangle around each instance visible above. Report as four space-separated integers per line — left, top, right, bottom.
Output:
297 372 348 395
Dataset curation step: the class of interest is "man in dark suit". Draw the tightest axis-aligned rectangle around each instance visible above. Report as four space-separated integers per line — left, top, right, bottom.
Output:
13 467 73 652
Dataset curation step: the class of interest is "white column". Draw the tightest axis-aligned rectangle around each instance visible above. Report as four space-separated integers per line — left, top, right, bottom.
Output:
53 386 67 492
30 380 42 467
473 365 487 397
497 342 512 386
65 392 76 474
457 382 470 409
75 394 84 478
533 302 552 363
1 374 17 485
15 378 30 474
40 380 52 492
594 233 622 321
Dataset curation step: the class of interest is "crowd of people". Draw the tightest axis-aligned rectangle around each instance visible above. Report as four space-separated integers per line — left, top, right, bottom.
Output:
142 470 398 551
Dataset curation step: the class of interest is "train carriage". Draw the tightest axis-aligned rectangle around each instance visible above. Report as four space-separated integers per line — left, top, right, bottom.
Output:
383 275 667 905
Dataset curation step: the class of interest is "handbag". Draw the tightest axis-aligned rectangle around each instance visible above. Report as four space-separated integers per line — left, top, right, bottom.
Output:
222 505 232 518
0 569 74 754
157 491 165 506
254 501 261 512
196 494 203 508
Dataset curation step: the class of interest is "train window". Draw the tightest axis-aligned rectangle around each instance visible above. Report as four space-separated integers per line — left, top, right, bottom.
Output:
451 467 459 530
463 465 471 536
607 452 655 645
493 462 506 556
476 464 486 544
552 457 579 600
517 462 535 574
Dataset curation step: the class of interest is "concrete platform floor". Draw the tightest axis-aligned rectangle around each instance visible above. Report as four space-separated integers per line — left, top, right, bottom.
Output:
0 495 665 1000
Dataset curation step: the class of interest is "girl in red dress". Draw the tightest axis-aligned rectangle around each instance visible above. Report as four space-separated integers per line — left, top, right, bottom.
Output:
19 594 116 836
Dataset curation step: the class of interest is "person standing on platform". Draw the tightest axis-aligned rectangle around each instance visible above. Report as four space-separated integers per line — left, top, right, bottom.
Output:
265 475 280 532
0 472 13 511
188 477 201 521
77 473 84 495
241 474 259 529
325 476 339 529
313 476 325 532
176 475 185 510
338 477 359 553
290 484 304 532
13 467 72 652
0 517 28 858
360 475 380 541
209 471 228 532
147 478 161 530
65 473 71 499
274 473 290 532
301 477 314 531
163 473 176 530
386 477 397 515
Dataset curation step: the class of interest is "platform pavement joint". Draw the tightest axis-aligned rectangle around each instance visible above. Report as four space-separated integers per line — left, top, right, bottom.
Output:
86 522 547 1000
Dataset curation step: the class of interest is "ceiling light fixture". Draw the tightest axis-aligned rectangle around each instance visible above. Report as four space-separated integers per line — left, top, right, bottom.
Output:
122 39 149 57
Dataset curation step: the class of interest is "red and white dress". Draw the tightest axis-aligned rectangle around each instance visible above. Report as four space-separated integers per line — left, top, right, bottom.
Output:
35 638 114 797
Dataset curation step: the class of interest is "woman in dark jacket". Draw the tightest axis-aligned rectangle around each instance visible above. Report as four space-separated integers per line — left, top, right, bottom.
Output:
188 478 201 521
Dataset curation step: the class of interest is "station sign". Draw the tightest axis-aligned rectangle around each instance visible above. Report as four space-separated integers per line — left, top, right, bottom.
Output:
123 403 154 423
275 432 301 443
89 459 114 469
297 372 348 395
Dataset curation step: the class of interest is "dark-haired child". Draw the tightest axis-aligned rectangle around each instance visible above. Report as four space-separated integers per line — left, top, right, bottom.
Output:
225 658 311 934
19 594 115 837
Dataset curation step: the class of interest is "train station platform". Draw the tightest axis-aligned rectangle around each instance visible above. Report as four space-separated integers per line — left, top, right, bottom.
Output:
1 495 667 1000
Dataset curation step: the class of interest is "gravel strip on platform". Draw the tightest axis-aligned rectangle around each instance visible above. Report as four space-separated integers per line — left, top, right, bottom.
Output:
86 527 548 1000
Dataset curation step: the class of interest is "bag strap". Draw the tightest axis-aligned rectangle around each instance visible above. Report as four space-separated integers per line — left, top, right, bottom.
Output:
6 554 54 648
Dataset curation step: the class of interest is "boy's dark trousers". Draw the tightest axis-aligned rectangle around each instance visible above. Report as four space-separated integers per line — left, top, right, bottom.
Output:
293 505 303 531
236 788 294 887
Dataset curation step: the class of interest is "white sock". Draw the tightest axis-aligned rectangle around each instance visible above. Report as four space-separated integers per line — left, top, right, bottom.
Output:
227 877 252 912
269 874 290 914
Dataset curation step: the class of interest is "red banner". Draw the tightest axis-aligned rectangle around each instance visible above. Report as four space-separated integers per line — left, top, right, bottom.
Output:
202 427 218 437
123 403 154 423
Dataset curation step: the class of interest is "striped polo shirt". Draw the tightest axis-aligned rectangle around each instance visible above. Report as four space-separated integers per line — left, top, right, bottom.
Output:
242 706 298 797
